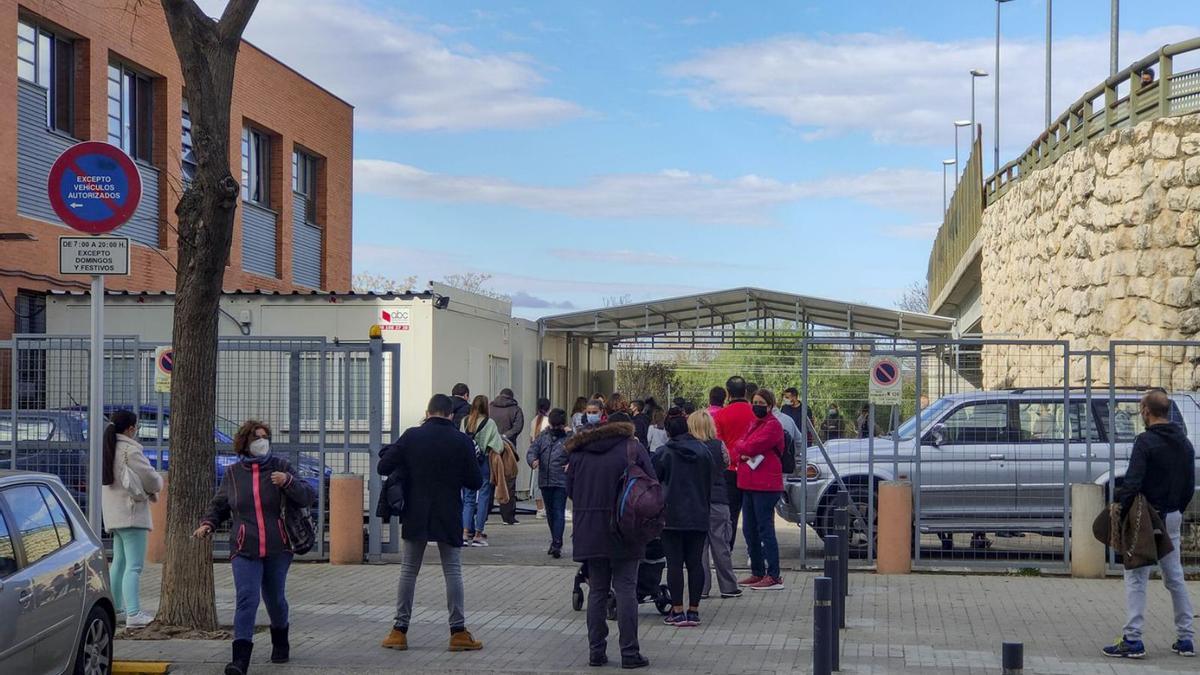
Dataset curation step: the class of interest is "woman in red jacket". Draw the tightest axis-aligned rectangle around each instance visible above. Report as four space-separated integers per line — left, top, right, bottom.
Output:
733 388 785 591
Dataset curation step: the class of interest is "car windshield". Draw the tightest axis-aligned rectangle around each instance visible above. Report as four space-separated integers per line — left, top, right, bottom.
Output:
894 398 955 440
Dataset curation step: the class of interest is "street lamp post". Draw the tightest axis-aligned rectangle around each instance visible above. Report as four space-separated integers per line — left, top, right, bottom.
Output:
942 159 957 213
970 69 988 141
954 120 971 176
1046 0 1053 127
995 0 1015 176
1110 0 1119 77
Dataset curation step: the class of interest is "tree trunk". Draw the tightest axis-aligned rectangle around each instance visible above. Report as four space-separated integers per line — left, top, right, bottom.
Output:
156 0 258 630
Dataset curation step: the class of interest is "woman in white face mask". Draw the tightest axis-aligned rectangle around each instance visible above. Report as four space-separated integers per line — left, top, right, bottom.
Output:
194 420 316 675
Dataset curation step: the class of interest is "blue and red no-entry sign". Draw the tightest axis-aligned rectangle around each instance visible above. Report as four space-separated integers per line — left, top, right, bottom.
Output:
47 141 142 235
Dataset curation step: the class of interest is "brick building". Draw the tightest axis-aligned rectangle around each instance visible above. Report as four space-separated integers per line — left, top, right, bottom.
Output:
0 1 353 340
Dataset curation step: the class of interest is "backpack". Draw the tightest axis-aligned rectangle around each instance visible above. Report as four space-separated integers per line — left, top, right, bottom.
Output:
464 418 486 463
612 440 665 547
780 429 796 475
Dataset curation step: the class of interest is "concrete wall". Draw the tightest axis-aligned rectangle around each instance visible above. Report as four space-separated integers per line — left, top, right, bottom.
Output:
980 113 1200 388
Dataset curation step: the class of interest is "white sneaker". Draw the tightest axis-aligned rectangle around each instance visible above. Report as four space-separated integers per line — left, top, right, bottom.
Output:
564 511 573 522
471 538 489 547
125 611 155 628
536 509 547 519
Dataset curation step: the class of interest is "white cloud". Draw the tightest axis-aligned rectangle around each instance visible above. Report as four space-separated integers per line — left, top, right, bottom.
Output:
200 0 581 131
882 222 940 240
510 291 575 310
682 12 720 27
666 26 1198 146
354 160 939 224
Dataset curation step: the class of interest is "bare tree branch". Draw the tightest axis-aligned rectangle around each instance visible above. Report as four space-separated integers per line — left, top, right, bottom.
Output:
217 0 259 43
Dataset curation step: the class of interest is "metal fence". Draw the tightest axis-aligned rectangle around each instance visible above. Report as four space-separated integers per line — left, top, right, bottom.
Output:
1 335 401 560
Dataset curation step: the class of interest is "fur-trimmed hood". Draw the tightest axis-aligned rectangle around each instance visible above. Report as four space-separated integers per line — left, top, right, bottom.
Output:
565 421 635 453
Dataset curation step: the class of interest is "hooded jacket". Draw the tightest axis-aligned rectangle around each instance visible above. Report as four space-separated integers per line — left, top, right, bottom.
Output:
450 396 471 429
733 415 786 493
652 434 712 532
565 421 653 562
489 395 526 443
1118 422 1196 516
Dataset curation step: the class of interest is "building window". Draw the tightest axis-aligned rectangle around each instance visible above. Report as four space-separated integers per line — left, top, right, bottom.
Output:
241 127 270 206
181 97 197 183
293 150 317 224
107 63 153 162
17 19 74 134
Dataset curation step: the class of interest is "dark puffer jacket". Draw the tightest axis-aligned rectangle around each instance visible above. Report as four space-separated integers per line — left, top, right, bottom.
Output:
490 395 526 443
652 434 712 532
527 426 570 489
202 455 316 559
565 422 653 562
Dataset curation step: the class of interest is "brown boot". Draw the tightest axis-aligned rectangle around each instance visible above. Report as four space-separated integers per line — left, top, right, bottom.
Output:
381 628 408 651
448 629 482 652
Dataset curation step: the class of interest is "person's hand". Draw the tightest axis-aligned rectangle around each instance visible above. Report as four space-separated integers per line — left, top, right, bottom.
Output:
270 471 289 487
531 459 540 469
739 455 750 462
148 493 158 503
193 523 212 539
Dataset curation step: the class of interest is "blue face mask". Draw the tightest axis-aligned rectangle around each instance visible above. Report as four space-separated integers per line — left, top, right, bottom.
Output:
586 412 602 425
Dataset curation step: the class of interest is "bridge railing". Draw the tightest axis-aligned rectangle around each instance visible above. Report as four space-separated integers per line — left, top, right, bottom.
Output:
928 132 984 307
984 37 1200 206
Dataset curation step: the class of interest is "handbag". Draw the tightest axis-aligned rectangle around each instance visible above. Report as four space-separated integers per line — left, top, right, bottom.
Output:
119 450 148 503
282 489 316 555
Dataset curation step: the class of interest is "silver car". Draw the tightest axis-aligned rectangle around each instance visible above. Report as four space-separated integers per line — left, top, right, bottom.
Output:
0 471 115 674
779 390 1200 548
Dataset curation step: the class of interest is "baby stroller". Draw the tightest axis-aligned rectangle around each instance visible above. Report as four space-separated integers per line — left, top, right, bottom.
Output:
571 539 672 618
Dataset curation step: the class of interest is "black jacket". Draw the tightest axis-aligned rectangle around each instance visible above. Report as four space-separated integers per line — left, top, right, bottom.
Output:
565 422 653 562
652 434 712 532
450 397 471 429
378 417 483 546
632 413 651 448
1118 422 1196 516
489 395 525 443
701 438 728 505
202 455 316 559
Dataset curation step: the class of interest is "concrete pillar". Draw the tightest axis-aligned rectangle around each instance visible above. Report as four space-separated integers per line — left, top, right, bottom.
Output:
1070 483 1106 578
145 473 169 564
876 480 912 575
329 474 364 565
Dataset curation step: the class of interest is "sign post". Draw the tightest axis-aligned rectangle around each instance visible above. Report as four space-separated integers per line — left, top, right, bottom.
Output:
48 141 141 534
154 346 174 394
869 356 903 406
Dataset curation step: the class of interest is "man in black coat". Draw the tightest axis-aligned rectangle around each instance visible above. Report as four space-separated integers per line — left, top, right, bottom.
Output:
450 383 471 428
378 394 484 653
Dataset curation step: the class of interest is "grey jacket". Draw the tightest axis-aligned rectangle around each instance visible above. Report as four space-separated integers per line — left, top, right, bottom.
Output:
527 427 570 489
490 395 525 443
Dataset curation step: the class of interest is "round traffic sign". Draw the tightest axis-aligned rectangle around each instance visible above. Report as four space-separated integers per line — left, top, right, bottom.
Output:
47 142 143 235
871 359 900 387
158 350 174 374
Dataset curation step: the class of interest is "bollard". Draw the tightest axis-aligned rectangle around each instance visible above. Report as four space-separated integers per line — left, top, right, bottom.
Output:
329 474 364 565
1070 483 1106 578
145 472 169 564
823 537 841 672
877 481 913 574
813 577 833 675
834 506 850 601
1002 642 1023 674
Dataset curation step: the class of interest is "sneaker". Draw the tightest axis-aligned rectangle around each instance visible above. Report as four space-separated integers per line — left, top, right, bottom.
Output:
1173 639 1195 657
536 509 547 520
471 536 489 547
124 611 154 628
720 589 744 599
737 575 763 587
749 576 784 591
663 611 685 626
683 611 700 627
381 628 408 650
448 629 483 652
1102 638 1146 658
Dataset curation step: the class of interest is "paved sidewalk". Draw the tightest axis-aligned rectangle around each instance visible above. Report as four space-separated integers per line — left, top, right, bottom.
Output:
118 554 1199 675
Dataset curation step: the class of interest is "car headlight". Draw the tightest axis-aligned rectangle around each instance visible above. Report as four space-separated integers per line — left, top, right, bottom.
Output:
805 463 821 480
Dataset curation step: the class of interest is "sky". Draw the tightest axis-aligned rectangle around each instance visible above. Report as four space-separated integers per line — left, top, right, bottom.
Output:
207 0 1198 318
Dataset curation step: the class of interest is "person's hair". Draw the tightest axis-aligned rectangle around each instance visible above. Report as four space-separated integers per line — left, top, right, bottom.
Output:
651 409 666 428
783 387 799 397
1140 67 1155 79
499 388 514 398
467 395 490 432
860 404 870 414
664 407 689 437
101 409 138 486
586 398 605 412
672 397 687 408
451 383 469 397
644 396 660 413
608 412 632 424
427 394 454 418
234 420 272 457
746 382 759 398
536 397 551 415
708 387 727 407
682 402 696 415
548 408 568 428
753 388 776 409
688 409 717 442
1142 390 1171 419
571 396 588 415
592 392 605 402
725 376 747 400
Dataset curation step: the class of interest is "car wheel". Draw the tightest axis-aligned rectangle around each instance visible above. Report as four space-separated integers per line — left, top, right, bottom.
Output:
74 605 113 675
817 482 875 552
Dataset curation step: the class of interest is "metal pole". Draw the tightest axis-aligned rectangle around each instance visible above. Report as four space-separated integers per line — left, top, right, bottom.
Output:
813 577 833 675
367 334 383 561
835 500 850 609
87 275 104 535
971 76 976 138
823 544 841 672
954 130 960 178
994 0 1002 176
913 342 923 563
801 341 810 564
1002 642 1024 674
1045 0 1053 127
942 163 948 212
1110 0 1119 77
867 401 875 564
1061 345 1071 567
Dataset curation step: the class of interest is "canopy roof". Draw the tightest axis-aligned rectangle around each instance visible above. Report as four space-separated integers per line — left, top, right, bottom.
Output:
538 287 956 345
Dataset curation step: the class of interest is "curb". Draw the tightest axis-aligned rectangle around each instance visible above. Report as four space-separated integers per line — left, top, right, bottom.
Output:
113 661 171 674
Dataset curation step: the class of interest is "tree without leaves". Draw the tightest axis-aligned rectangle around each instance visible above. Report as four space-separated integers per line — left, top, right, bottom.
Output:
896 281 929 314
154 0 259 631
352 272 417 293
443 272 509 300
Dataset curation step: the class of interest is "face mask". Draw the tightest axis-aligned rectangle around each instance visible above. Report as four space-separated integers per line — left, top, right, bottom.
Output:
586 413 602 425
752 404 769 419
249 438 270 457
828 409 837 415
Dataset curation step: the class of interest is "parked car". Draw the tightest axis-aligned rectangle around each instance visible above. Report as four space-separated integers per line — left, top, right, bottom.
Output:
778 389 1200 549
0 470 115 674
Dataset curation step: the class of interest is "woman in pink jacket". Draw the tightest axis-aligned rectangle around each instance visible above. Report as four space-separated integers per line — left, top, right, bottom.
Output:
733 388 785 591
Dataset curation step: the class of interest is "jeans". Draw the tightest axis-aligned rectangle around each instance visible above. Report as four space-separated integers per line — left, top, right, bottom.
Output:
725 472 742 547
393 539 465 631
231 553 293 641
702 504 739 596
586 557 640 659
462 459 494 534
662 530 707 608
1122 510 1195 642
742 491 781 579
541 486 567 546
109 528 148 615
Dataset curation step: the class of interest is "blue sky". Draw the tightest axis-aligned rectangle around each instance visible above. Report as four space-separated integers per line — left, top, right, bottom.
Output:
225 1 1198 317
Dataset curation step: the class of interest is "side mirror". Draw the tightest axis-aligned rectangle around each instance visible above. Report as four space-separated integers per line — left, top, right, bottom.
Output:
928 423 947 448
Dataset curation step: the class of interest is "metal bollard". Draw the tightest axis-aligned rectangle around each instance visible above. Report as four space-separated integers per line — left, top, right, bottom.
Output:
813 577 833 675
1002 642 1023 674
823 537 841 672
834 506 850 601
